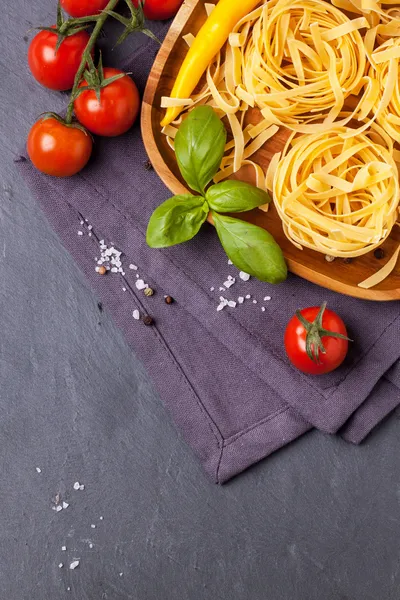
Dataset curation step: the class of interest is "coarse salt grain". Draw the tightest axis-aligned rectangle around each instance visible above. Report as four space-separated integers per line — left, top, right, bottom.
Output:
89 544 93 549
80 221 84 225
35 467 41 473
59 563 63 569
132 310 140 320
122 287 126 292
224 278 235 289
219 287 225 292
79 485 85 491
237 297 244 304
253 300 257 304
62 546 67 551
265 296 271 301
261 307 266 312
67 587 71 591
245 294 251 300
73 482 80 490
135 279 148 290
210 287 215 292
99 516 104 521
227 300 237 308
69 561 80 570
78 231 83 236
52 505 63 512
91 524 96 529
119 572 123 577
129 264 138 270
228 259 233 265
62 502 69 509
87 225 92 231
239 271 250 281
111 267 118 273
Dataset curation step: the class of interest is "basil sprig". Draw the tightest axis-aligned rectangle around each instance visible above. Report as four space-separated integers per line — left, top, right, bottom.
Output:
146 106 287 284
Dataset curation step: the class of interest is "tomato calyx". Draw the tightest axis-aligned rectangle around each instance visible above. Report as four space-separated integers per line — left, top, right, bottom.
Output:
39 112 92 137
295 302 351 364
105 0 160 45
75 54 127 103
36 3 96 50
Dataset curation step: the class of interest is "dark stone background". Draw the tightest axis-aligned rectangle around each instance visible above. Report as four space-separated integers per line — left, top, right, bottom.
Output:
1 1 400 598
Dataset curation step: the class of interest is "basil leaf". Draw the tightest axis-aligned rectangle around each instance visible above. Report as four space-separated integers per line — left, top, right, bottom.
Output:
206 180 271 213
147 195 208 248
212 213 287 284
174 106 227 195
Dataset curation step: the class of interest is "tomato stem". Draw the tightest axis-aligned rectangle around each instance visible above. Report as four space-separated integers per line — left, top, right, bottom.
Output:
65 0 119 124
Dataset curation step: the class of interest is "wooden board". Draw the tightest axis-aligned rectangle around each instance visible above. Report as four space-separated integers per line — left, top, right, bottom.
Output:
141 0 400 301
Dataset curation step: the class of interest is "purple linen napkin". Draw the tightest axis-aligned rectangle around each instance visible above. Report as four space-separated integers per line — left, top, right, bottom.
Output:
17 33 400 482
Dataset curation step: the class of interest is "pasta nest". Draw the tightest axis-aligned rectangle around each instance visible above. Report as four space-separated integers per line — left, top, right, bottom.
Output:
239 0 368 132
272 125 400 257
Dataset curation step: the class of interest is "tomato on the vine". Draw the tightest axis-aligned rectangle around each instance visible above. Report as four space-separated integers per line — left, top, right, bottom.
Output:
28 28 91 91
27 116 93 177
284 303 350 375
73 68 140 137
132 0 183 20
60 0 110 18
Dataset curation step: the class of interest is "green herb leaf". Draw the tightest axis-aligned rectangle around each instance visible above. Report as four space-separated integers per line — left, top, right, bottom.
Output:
212 213 287 284
146 195 208 248
174 106 227 195
206 180 271 213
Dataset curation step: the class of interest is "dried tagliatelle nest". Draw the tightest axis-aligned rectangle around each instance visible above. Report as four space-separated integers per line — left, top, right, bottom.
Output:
271 123 400 258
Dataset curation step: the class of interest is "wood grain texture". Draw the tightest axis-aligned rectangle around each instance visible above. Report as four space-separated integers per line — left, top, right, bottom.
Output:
141 0 400 301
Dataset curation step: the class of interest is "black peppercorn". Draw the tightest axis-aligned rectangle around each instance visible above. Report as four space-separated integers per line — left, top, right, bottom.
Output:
164 295 174 305
142 315 154 326
374 248 385 259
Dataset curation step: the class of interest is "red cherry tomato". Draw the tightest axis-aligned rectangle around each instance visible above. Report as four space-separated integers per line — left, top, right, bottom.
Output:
132 0 183 20
27 117 93 177
73 68 140 137
284 303 349 375
28 27 90 91
60 0 110 18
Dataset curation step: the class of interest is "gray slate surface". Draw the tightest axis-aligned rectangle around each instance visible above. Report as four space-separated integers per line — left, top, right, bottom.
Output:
1 2 400 599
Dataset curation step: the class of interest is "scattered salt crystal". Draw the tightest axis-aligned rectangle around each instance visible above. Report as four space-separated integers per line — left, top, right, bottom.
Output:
261 307 266 312
119 572 123 577
121 271 125 276
73 482 80 490
132 310 140 320
89 543 94 549
135 279 148 290
69 560 80 570
216 303 225 312
228 259 233 265
237 297 244 304
253 300 257 304
99 240 105 245
136 274 139 278
62 546 67 552
122 287 126 292
52 505 63 512
59 563 63 569
77 231 83 236
111 267 118 273
99 516 104 521
239 271 250 281
95 267 100 273
91 524 96 529
87 225 93 231
85 219 88 223
227 275 234 281
219 287 225 292
67 587 71 591
265 296 271 301
62 502 69 509
129 264 138 270
35 467 41 473
227 300 237 308
80 221 84 225
88 232 92 237
224 278 235 289
79 485 85 491
245 294 251 299
210 287 215 292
